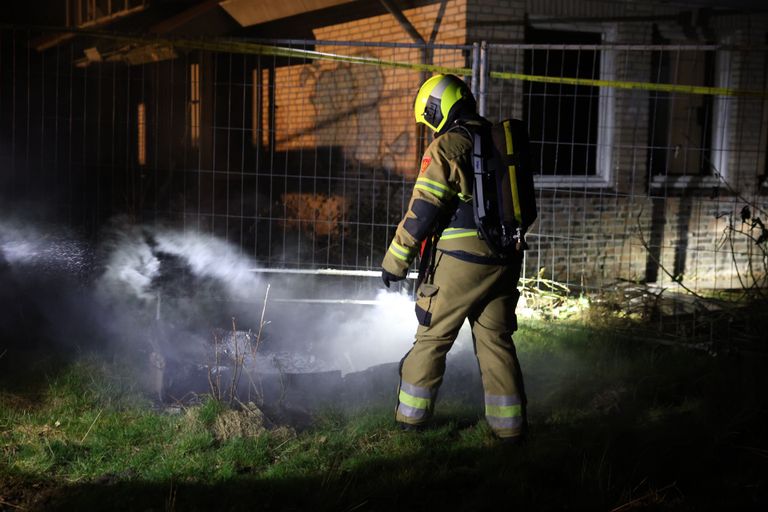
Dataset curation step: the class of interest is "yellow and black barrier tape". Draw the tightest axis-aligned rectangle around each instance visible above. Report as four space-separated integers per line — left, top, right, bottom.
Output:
9 25 768 98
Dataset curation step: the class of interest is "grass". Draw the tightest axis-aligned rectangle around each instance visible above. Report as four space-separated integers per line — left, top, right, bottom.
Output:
1 321 767 511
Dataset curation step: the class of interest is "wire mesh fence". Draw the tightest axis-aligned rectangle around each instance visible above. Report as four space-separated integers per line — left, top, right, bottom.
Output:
0 30 471 273
483 39 768 295
1 27 767 303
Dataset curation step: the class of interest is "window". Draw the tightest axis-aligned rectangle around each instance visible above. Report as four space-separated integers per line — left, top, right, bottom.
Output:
190 63 201 147
252 68 260 147
648 49 715 178
524 27 611 183
137 103 147 166
648 26 730 189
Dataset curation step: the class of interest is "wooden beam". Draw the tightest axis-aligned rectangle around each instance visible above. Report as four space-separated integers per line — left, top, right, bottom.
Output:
220 0 355 27
33 3 148 51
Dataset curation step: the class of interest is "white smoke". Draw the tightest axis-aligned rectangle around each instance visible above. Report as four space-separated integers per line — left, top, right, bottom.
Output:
324 289 417 372
96 223 264 305
97 224 159 302
92 222 475 375
152 229 262 303
2 217 477 394
322 288 474 375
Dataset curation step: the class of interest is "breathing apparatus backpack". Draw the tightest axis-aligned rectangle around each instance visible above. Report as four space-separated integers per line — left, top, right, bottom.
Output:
451 118 537 258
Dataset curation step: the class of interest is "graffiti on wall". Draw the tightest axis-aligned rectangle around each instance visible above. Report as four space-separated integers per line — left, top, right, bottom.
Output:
273 54 418 240
300 54 412 173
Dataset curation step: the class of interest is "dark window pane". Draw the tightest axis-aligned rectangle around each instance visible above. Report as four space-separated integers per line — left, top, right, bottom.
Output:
524 27 601 176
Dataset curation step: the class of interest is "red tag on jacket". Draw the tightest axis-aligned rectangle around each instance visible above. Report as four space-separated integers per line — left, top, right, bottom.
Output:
419 157 432 174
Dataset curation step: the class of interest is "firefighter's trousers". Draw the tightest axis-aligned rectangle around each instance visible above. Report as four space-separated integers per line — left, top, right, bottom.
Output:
396 251 526 438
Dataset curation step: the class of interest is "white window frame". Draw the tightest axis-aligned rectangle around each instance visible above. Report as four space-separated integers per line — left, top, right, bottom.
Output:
760 90 768 190
709 49 731 184
526 22 616 189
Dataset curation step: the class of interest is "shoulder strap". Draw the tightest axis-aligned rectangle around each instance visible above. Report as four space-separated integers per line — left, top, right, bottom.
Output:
445 122 487 223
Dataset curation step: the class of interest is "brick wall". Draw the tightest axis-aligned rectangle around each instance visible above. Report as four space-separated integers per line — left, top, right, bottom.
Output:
523 189 767 290
472 0 767 290
524 194 654 287
652 196 768 289
265 0 467 178
256 0 766 289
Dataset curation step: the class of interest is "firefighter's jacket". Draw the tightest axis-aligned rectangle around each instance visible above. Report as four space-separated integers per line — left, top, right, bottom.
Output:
382 120 501 277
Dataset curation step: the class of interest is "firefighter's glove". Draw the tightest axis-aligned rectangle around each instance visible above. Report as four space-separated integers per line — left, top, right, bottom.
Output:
381 269 404 288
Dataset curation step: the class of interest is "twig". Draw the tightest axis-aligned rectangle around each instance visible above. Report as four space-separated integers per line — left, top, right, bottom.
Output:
243 368 262 406
253 283 271 357
724 220 767 300
610 481 677 512
345 500 370 512
519 277 570 294
208 330 222 401
229 317 243 404
165 478 177 512
249 284 271 401
274 356 287 407
704 151 768 218
635 208 705 299
727 220 752 293
735 444 768 459
207 340 216 401
740 223 768 294
272 434 297 452
0 349 6 361
0 499 28 511
80 409 103 443
631 477 649 495
708 160 768 296
43 437 55 458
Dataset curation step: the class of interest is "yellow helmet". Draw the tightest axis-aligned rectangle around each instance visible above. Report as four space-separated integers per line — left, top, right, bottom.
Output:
413 74 475 133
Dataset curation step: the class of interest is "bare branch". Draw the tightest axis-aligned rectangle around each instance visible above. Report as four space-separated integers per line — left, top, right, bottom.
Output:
80 409 103 444
254 283 271 358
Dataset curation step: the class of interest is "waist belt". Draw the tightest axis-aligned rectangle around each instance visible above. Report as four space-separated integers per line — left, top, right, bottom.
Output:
438 249 518 266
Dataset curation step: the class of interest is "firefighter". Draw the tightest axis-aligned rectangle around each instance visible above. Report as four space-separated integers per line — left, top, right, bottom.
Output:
381 74 527 443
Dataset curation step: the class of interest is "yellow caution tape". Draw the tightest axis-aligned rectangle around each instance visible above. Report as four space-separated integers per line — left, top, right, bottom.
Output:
24 26 768 98
488 70 765 98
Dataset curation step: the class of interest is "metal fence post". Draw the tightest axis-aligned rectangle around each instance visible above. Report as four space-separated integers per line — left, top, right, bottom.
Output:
478 40 488 117
471 42 479 100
